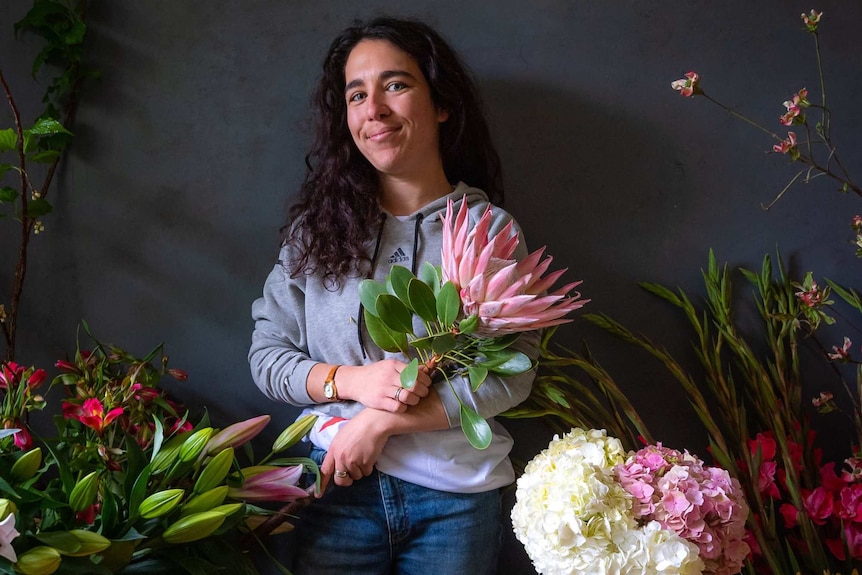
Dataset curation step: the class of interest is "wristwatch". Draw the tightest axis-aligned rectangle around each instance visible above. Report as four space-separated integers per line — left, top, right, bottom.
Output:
323 365 342 401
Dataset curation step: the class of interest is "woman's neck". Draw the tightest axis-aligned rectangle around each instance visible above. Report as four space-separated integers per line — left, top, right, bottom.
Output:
379 169 453 216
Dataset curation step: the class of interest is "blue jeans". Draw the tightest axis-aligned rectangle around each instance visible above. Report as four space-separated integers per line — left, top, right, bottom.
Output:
293 448 502 575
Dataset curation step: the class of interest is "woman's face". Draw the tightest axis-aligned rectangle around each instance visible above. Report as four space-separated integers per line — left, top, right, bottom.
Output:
344 39 449 180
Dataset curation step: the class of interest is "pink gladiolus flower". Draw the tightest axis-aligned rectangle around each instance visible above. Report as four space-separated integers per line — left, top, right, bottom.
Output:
779 503 799 528
228 465 307 502
827 522 862 561
828 337 852 361
803 486 834 525
671 71 701 97
837 483 862 522
206 415 271 455
801 10 822 32
63 398 124 435
440 198 587 336
772 132 798 154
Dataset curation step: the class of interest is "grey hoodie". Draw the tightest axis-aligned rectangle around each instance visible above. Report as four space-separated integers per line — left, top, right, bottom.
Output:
249 182 538 492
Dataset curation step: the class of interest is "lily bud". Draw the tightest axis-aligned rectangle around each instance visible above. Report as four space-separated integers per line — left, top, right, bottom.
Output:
206 415 270 455
151 432 190 474
139 489 185 519
0 498 17 521
209 502 243 517
271 414 317 453
180 486 228 516
57 530 112 557
10 447 42 482
15 546 62 575
162 511 226 544
193 447 234 494
228 465 306 503
178 427 213 463
68 471 100 512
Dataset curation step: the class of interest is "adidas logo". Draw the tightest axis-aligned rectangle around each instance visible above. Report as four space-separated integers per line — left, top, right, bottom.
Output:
388 247 409 264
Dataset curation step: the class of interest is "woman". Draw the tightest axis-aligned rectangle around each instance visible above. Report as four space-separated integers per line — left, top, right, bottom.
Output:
249 16 537 574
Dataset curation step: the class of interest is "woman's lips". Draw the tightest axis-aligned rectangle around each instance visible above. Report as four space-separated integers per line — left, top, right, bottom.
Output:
367 126 399 141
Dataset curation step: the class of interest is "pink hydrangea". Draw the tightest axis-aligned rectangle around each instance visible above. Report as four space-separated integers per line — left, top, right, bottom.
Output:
616 444 750 575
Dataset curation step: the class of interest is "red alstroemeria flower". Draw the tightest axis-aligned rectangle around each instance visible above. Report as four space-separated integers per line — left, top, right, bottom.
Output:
0 362 24 389
63 398 124 435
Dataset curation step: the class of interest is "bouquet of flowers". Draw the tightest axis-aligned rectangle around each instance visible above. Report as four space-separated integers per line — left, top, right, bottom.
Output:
0 330 319 575
359 196 587 448
511 428 749 575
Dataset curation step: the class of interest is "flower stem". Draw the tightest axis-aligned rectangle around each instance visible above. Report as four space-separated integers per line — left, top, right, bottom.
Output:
701 93 778 139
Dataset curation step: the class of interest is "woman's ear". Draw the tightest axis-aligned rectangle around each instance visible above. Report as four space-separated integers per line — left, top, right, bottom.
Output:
437 108 450 123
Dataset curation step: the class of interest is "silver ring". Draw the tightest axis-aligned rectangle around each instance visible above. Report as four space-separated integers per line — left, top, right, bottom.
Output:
394 387 404 402
334 470 349 478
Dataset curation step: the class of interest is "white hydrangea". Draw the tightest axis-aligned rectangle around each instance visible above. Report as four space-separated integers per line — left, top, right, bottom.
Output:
512 428 705 575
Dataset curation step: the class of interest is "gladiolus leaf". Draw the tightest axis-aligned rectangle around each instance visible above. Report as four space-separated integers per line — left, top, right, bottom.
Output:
431 333 456 356
468 366 488 391
376 293 414 334
364 309 408 354
419 262 442 294
386 266 415 305
437 282 461 327
460 405 491 450
358 279 388 316
407 278 437 322
400 358 419 389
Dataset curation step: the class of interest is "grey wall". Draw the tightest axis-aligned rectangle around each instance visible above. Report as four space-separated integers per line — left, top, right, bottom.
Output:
2 2 861 573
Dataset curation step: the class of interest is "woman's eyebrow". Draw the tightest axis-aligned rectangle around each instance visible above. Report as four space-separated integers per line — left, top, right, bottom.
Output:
344 69 419 94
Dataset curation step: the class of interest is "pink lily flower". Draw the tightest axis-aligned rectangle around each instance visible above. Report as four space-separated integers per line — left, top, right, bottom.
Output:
228 465 307 502
63 398 124 435
440 198 587 336
206 414 271 455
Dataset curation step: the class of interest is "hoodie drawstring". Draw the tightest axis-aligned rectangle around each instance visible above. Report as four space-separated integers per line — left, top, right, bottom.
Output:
357 214 388 358
411 212 424 275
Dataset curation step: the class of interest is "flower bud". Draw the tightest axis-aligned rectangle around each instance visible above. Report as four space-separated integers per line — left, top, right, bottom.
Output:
178 427 213 463
206 416 270 455
193 447 234 494
0 498 17 521
180 486 228 516
56 530 112 557
10 447 42 482
209 502 243 517
15 546 62 575
271 414 317 453
151 431 190 474
68 471 100 512
139 489 185 519
162 511 226 544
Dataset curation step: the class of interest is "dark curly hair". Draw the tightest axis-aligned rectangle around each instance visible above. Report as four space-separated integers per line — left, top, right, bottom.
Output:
283 16 504 285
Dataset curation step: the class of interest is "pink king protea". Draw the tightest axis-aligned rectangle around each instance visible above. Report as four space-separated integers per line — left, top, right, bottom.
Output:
440 197 587 336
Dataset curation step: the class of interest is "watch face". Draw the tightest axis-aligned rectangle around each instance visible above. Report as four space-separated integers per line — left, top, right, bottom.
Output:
323 382 335 399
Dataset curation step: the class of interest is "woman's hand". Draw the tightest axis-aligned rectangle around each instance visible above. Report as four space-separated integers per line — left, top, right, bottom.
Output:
317 408 389 494
337 359 432 412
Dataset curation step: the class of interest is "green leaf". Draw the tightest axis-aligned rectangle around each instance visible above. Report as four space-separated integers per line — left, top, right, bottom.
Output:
468 366 488 391
431 332 456 356
407 278 437 322
128 463 154 523
418 261 442 294
0 129 16 152
487 351 532 376
29 149 61 163
477 333 519 351
0 164 13 178
358 279 388 316
376 293 414 335
458 314 478 335
460 405 492 450
26 198 52 218
436 281 461 327
400 358 419 389
363 309 408 354
29 117 72 136
34 531 81 553
0 187 18 203
386 265 415 304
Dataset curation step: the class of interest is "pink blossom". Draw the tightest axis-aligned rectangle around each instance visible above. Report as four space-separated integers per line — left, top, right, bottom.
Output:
837 483 862 522
827 522 862 561
795 279 823 306
828 336 852 361
803 486 834 525
801 10 822 32
671 71 702 97
63 398 124 435
779 88 808 126
853 215 862 231
9 424 31 451
0 514 19 563
772 132 798 154
440 197 587 336
812 391 834 407
779 503 799 528
843 457 862 483
206 415 271 455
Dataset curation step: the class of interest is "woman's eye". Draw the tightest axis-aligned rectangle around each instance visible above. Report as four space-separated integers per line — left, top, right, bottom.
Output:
386 82 406 92
348 92 366 103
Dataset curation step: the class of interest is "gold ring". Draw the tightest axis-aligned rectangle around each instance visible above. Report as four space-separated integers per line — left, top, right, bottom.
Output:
394 387 404 402
334 470 349 478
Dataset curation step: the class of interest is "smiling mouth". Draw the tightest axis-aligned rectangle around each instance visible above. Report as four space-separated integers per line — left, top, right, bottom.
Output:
367 127 399 141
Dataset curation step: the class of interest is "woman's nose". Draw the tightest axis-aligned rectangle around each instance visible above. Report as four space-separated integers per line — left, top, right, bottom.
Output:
366 91 390 120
